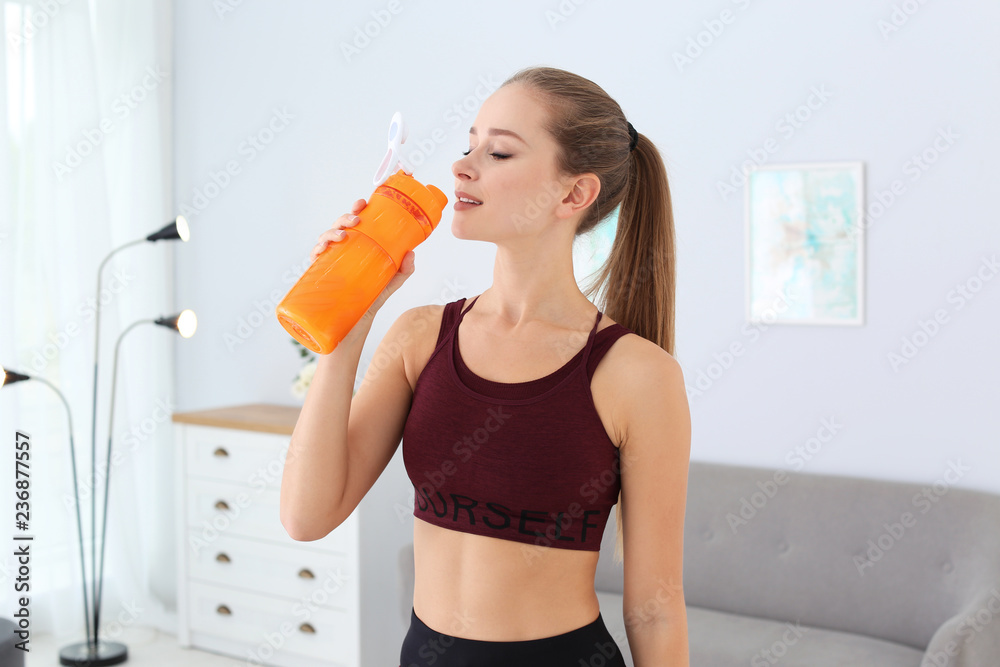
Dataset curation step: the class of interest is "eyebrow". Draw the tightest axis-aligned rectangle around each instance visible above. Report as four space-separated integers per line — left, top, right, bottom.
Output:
468 126 528 146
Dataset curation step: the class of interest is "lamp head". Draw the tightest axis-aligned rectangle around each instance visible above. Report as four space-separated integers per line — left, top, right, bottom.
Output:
1 365 31 386
154 309 197 338
146 215 190 243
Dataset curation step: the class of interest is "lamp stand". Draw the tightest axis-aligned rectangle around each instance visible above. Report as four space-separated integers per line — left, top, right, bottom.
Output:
59 640 128 666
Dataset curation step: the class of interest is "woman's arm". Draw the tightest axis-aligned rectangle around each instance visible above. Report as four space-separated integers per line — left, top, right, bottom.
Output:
279 304 427 542
279 315 374 541
616 340 692 667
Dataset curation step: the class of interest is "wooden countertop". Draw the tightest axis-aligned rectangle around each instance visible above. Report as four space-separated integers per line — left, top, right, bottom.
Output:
171 403 301 435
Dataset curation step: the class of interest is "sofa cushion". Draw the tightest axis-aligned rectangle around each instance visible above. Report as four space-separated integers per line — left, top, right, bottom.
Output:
596 592 923 667
686 604 924 667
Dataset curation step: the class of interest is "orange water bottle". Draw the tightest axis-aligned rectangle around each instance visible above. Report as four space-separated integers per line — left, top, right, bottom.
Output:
276 112 448 354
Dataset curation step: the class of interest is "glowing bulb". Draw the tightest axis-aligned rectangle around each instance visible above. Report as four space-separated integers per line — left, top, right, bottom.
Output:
177 309 197 338
176 215 190 242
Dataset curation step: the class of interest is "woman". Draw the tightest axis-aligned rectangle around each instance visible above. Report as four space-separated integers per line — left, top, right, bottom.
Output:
280 66 691 667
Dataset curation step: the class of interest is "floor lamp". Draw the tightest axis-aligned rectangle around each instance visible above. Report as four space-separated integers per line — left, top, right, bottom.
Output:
4 216 191 665
0 367 93 654
68 216 190 666
91 310 198 659
2 309 196 665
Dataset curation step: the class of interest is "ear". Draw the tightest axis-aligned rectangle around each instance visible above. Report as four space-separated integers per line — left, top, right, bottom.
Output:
555 172 601 221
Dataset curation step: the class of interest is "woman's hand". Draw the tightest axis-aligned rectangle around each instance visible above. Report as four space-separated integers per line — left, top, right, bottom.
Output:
310 197 367 263
310 197 417 322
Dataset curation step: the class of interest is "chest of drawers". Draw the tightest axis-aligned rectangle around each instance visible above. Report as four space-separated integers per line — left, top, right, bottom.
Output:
173 404 360 666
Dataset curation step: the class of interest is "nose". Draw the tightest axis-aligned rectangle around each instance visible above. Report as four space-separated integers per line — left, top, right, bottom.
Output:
452 153 473 181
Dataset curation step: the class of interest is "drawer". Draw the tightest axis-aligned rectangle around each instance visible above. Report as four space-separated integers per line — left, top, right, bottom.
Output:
187 579 358 665
183 423 289 488
187 529 358 610
186 477 356 554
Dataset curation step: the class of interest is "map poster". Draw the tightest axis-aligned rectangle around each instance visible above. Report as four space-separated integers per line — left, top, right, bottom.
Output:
745 161 865 326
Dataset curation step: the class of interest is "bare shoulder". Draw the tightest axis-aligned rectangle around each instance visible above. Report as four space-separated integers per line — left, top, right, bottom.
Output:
593 318 686 447
603 335 680 389
595 315 676 372
393 303 447 393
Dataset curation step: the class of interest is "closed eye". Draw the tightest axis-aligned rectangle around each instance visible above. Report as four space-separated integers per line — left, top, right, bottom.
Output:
461 148 511 160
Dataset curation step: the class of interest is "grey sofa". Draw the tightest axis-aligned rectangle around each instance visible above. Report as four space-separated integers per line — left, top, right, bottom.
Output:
1 617 25 667
399 460 1000 666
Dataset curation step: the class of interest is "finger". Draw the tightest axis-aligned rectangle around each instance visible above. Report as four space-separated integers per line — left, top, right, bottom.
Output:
329 214 358 232
400 251 415 275
351 198 366 213
320 229 346 243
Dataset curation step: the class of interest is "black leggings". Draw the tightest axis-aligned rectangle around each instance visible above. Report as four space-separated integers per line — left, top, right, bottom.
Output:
399 605 628 667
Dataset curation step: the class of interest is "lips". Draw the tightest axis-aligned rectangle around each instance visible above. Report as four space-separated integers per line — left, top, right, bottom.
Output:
455 191 483 205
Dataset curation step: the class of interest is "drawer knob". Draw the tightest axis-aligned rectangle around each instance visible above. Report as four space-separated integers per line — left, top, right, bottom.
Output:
299 623 316 634
298 568 315 579
214 500 230 511
213 447 229 458
216 604 232 616
215 552 230 563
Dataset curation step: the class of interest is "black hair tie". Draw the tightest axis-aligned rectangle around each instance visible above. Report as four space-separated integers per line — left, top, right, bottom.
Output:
627 121 639 152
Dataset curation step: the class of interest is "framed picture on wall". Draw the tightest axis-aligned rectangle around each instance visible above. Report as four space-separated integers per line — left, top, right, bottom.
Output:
745 161 865 326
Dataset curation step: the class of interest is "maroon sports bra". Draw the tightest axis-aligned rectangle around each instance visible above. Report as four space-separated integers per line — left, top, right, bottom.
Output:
401 295 634 551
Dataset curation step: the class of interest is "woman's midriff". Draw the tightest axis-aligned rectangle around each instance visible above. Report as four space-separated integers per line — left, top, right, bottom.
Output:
411 515 603 641
405 302 622 642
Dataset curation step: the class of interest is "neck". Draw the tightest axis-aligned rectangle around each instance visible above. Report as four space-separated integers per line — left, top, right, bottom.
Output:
476 237 597 333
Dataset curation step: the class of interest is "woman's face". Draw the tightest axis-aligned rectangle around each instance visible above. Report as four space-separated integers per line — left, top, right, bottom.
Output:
451 83 574 243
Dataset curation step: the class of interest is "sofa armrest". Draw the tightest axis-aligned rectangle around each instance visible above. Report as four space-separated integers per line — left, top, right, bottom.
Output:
921 585 1000 667
399 542 415 626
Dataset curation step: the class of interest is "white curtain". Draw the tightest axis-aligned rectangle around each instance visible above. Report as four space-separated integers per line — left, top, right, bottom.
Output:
0 0 177 644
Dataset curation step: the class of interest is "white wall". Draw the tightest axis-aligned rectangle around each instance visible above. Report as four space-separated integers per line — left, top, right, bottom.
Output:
172 0 1000 661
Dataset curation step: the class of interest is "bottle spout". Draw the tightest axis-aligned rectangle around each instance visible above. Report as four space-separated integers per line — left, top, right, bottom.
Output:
425 184 448 216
